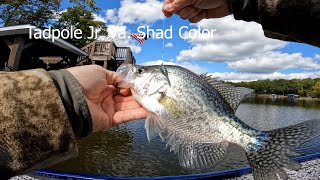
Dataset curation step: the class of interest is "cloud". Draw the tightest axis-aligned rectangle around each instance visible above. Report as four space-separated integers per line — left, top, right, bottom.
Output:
118 0 164 24
134 59 320 82
209 72 320 82
165 42 173 47
99 0 164 25
105 9 118 24
94 0 165 54
142 60 208 74
177 16 286 62
175 15 320 74
93 13 106 23
228 52 320 73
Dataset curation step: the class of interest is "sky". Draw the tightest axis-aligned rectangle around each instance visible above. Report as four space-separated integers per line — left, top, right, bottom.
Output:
62 0 320 82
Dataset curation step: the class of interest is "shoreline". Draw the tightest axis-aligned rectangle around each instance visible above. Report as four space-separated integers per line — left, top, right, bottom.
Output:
253 94 320 100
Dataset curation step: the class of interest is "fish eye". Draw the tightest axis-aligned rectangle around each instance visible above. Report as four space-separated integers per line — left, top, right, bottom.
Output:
138 68 144 74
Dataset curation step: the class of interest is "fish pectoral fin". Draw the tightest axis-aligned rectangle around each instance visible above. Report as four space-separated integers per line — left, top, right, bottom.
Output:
145 112 164 142
160 129 229 170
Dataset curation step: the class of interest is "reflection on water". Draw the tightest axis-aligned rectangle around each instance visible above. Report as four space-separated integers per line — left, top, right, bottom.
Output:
52 125 135 175
244 96 320 110
51 97 320 177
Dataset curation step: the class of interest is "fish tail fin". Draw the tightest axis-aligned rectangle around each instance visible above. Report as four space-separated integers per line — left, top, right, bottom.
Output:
246 119 320 180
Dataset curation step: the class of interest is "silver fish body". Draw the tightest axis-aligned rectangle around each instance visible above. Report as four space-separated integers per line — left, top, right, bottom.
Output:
117 64 320 180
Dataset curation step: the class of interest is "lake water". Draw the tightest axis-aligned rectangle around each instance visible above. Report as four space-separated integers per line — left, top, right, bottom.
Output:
51 97 320 177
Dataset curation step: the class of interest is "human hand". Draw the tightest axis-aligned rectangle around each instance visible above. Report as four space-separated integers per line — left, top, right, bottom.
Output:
162 0 232 23
67 65 148 132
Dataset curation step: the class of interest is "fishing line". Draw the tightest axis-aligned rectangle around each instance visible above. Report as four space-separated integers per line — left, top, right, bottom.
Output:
161 0 173 61
162 18 165 61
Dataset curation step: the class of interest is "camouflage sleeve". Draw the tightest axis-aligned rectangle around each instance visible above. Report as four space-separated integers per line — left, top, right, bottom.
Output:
0 69 78 179
49 69 92 138
232 0 320 47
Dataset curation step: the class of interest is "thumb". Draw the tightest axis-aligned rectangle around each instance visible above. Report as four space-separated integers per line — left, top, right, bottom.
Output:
117 79 131 89
163 0 174 17
105 70 123 86
163 0 193 14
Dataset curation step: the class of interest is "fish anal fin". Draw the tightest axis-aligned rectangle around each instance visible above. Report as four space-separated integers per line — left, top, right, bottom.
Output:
200 74 254 112
145 112 164 142
160 129 229 170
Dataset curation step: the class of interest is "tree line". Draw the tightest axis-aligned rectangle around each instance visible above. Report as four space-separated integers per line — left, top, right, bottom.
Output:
229 78 320 97
0 0 107 47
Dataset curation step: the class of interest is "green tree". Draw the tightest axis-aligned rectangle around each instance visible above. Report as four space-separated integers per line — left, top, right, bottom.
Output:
230 78 320 98
313 81 320 97
0 0 60 27
55 1 107 47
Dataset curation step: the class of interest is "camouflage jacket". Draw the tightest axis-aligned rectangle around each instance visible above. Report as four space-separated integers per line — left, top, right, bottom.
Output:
232 0 320 47
0 69 91 179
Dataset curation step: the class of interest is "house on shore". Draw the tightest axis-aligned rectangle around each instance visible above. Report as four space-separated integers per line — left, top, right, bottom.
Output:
0 25 135 71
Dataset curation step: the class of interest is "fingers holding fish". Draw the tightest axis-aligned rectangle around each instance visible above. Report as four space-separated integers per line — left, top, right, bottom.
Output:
114 95 136 103
118 88 131 96
115 100 142 111
113 108 148 125
106 70 123 86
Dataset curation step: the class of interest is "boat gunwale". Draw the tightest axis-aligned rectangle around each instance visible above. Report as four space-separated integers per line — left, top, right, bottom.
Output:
34 153 320 180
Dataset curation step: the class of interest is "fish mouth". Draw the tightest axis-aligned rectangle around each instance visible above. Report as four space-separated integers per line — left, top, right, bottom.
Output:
117 63 134 78
116 63 167 95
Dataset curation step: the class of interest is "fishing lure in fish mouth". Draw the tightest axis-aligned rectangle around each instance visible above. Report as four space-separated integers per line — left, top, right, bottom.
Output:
117 63 320 180
117 63 172 95
160 63 171 87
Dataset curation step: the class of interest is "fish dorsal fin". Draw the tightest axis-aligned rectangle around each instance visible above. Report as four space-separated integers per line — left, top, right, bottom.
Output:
200 74 254 112
160 128 229 170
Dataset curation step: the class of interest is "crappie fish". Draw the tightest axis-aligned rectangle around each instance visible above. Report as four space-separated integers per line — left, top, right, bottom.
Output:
117 63 320 180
